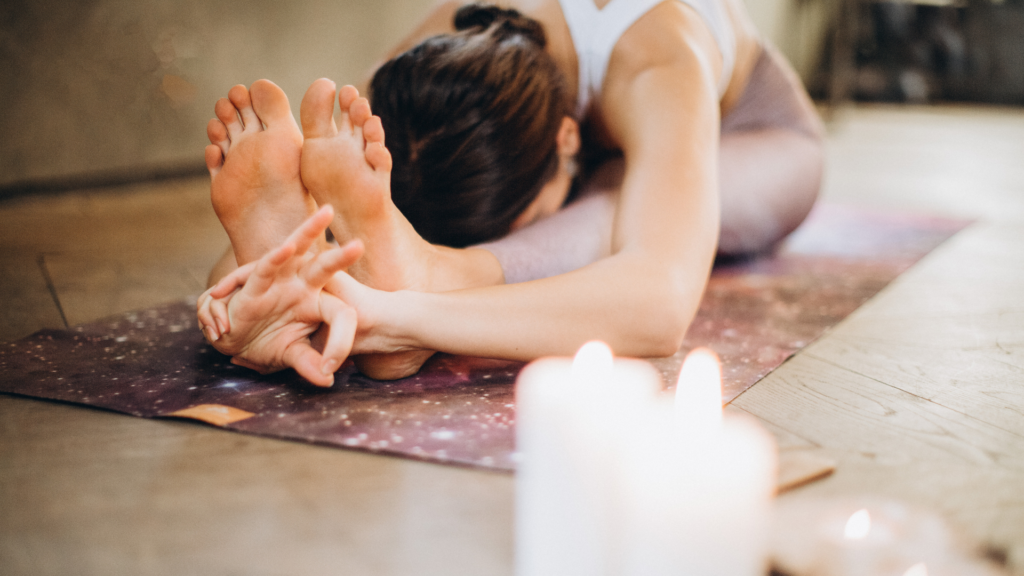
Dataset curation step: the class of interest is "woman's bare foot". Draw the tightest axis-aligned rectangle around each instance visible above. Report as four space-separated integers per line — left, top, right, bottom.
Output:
300 80 449 380
299 79 435 291
206 79 319 266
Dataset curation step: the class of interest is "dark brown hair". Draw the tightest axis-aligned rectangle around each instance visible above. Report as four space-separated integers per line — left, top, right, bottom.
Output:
369 4 572 247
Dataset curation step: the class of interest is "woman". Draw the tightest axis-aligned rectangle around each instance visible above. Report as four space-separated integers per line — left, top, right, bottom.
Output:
198 0 824 386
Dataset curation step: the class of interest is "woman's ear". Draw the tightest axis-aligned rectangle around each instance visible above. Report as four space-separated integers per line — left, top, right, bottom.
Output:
556 116 581 157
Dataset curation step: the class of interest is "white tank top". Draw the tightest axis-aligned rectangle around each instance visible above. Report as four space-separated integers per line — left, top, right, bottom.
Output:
558 0 736 116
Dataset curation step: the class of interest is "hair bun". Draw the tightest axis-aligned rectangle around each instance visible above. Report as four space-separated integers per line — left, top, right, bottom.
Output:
454 3 547 47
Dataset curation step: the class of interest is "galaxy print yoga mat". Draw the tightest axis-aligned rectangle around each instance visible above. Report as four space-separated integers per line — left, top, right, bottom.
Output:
0 205 969 471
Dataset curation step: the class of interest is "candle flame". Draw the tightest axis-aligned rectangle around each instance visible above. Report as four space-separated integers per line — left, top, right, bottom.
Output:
571 341 614 387
844 509 871 540
674 348 722 430
902 563 928 576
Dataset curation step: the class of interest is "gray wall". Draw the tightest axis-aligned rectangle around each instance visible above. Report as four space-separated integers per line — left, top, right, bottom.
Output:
0 0 434 189
0 0 814 191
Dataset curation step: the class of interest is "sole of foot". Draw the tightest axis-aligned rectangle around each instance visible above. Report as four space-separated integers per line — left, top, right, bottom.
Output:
206 79 319 266
300 79 438 380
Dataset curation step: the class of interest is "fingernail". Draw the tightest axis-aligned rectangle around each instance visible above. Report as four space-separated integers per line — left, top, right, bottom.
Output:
203 326 220 342
321 359 339 376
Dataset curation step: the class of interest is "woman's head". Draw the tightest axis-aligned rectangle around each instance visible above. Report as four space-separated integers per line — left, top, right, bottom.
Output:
369 3 574 247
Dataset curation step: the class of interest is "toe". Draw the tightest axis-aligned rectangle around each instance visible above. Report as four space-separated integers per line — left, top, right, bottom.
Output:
301 78 339 139
205 144 224 177
207 118 230 157
365 141 393 174
363 115 385 146
250 79 297 130
349 97 373 129
215 98 244 140
338 85 360 108
229 84 261 131
337 86 362 133
362 116 392 172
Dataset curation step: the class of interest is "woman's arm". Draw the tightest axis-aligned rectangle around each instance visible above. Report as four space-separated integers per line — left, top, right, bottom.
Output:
347 4 724 360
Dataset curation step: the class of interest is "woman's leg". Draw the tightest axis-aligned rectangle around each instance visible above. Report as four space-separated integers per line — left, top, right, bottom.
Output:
717 42 825 255
717 128 823 255
475 182 618 284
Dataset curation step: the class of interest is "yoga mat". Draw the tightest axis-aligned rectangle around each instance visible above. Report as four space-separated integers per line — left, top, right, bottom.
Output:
0 204 969 471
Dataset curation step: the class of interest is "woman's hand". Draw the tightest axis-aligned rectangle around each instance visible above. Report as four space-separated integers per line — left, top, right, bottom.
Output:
196 206 364 387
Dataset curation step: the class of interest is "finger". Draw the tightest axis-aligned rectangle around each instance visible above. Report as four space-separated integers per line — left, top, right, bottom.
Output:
198 291 228 337
210 261 257 299
197 288 213 311
318 293 357 377
283 340 335 387
197 291 213 324
245 241 297 295
231 356 269 373
288 205 335 258
202 326 221 344
197 293 220 340
304 240 364 287
210 297 230 335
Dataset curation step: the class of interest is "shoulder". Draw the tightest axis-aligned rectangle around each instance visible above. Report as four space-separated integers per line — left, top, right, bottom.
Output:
608 2 723 89
594 3 722 148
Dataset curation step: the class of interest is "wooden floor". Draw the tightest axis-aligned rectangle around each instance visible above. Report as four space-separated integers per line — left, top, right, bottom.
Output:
1 104 1022 575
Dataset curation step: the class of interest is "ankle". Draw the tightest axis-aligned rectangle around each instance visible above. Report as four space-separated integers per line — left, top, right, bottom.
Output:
426 245 506 292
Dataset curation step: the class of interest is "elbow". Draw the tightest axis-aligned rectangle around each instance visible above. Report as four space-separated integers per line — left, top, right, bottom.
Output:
643 307 690 358
631 278 696 358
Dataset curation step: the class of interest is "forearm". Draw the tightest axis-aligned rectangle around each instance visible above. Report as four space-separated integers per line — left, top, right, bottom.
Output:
366 252 708 361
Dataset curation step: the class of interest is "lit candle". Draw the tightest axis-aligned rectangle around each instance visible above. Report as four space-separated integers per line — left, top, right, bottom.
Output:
777 501 983 576
516 345 777 576
846 509 872 541
515 342 662 576
619 348 777 576
903 562 929 576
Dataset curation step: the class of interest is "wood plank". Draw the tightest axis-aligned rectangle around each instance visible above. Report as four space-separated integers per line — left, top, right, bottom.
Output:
0 176 228 327
775 460 1024 575
734 354 1024 471
824 105 1024 224
44 249 218 327
0 177 225 255
736 352 1024 572
797 222 1024 437
0 251 65 341
0 395 514 576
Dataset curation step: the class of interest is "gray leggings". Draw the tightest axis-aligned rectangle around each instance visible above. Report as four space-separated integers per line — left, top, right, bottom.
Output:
476 42 825 284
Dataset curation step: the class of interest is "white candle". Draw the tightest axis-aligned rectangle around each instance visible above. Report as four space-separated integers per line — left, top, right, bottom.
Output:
620 348 776 576
516 342 661 576
516 344 777 576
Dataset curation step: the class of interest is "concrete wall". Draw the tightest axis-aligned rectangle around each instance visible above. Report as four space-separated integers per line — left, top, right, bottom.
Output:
743 0 832 83
0 0 434 190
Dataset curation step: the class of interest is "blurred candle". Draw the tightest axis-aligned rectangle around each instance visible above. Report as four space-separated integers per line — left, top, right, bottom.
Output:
846 509 872 540
674 347 723 431
516 345 776 576
516 342 661 576
620 348 777 576
904 563 929 576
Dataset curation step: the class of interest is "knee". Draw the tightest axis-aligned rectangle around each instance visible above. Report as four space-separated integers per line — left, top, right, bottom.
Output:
779 135 825 236
718 131 824 256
